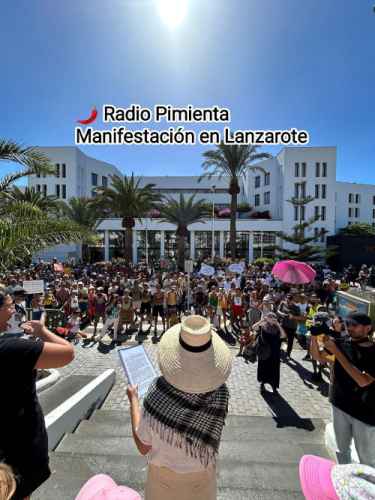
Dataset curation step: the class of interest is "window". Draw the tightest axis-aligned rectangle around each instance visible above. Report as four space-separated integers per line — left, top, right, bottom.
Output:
322 162 327 177
373 222 375 227
355 194 361 204
36 184 41 192
102 176 108 187
315 206 320 218
255 176 260 189
315 163 320 177
264 192 270 205
300 206 305 220
315 185 320 198
300 183 306 198
42 185 47 197
321 206 326 221
321 184 327 199
264 173 270 186
62 164 66 178
294 183 299 198
355 208 360 218
373 209 375 219
314 228 319 239
301 163 306 177
320 228 325 242
55 185 60 197
55 164 60 178
62 185 66 199
295 163 299 177
91 173 98 186
294 206 298 221
373 196 375 205
348 208 353 217
42 172 47 178
36 173 41 178
254 194 260 206
349 193 353 203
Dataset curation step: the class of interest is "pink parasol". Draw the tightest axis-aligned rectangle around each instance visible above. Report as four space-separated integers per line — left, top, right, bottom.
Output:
272 260 316 284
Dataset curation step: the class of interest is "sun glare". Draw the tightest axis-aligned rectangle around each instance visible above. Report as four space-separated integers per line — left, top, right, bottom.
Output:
156 0 188 27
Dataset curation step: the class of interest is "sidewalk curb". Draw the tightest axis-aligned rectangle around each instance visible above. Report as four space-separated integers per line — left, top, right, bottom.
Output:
45 369 116 451
36 369 60 394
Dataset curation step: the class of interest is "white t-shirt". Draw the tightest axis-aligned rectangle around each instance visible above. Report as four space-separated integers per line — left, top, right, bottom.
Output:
148 281 158 295
223 282 231 293
70 296 79 309
67 317 80 334
137 413 214 473
232 278 240 288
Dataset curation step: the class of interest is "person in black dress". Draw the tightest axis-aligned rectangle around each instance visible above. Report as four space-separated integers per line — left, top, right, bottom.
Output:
253 313 286 395
0 289 75 500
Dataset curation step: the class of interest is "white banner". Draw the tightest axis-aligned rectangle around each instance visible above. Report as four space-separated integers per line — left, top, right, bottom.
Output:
23 280 44 294
200 265 215 276
228 264 244 274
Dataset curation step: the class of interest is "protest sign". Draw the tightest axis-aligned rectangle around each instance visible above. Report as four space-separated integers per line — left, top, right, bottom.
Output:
23 280 44 294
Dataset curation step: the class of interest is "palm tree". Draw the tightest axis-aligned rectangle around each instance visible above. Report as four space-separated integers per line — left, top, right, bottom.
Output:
59 197 107 263
0 186 60 215
156 193 211 269
91 173 163 263
0 139 54 193
198 136 272 259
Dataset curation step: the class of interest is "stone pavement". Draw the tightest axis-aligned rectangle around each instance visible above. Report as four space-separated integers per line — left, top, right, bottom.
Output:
58 332 332 422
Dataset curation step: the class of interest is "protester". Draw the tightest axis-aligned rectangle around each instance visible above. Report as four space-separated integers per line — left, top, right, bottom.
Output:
92 287 107 336
253 313 287 395
323 311 375 467
126 315 232 500
95 294 120 342
0 289 74 500
236 323 255 357
2 289 28 340
277 294 302 359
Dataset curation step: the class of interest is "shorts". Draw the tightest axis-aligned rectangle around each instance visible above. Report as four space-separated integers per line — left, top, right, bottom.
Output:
132 300 141 310
153 305 165 318
79 301 89 312
141 302 152 314
194 305 205 312
94 311 106 323
167 305 177 314
232 305 243 315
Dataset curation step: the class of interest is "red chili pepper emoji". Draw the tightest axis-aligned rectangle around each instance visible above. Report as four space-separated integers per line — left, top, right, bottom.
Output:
77 106 98 124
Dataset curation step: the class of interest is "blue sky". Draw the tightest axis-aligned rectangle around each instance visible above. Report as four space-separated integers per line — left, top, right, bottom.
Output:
1 0 374 183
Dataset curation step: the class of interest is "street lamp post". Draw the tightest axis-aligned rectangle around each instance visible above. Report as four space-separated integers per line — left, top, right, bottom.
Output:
145 216 149 269
211 184 216 259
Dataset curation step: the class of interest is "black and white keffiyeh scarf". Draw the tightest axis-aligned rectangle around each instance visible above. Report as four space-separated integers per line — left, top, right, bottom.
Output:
142 376 230 468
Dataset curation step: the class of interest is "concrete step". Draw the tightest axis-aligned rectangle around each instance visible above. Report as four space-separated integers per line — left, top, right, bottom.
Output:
75 419 325 444
56 433 331 463
34 452 306 499
89 409 326 433
39 375 96 416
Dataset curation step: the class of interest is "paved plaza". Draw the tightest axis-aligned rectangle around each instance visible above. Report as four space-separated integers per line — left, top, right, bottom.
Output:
58 326 332 422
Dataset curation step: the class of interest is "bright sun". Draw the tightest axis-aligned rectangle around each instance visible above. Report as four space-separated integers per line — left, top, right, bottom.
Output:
156 0 188 27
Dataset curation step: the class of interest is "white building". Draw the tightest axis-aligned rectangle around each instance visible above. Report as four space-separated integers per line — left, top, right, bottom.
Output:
27 146 375 264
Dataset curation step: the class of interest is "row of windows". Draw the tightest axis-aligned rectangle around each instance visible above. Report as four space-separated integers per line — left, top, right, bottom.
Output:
295 162 327 177
348 208 361 218
150 188 227 194
254 173 270 189
348 193 361 204
92 173 107 187
254 192 270 206
36 184 66 199
294 206 327 221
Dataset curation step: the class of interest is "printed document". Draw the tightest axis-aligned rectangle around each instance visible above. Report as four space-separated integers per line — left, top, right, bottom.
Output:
118 345 157 397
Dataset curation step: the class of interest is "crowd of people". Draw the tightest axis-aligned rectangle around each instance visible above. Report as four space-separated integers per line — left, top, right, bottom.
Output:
0 256 375 499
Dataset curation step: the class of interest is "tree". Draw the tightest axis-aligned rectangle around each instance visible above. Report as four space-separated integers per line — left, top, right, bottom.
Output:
91 173 163 263
274 181 337 262
155 193 212 269
339 222 375 236
0 186 60 215
59 197 107 263
0 139 54 193
237 201 253 216
199 135 272 258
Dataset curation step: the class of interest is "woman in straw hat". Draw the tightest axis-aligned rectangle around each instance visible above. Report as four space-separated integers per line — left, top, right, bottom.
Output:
126 315 232 500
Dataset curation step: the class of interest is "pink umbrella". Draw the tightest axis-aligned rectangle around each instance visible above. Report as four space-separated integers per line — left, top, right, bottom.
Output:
272 260 316 284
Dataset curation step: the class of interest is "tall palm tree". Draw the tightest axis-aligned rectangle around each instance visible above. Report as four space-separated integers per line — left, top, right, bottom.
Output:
156 193 211 269
59 197 106 263
91 173 163 263
0 186 60 215
198 136 272 259
0 139 54 193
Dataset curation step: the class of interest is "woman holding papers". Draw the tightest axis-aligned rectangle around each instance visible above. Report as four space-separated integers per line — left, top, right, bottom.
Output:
127 315 232 500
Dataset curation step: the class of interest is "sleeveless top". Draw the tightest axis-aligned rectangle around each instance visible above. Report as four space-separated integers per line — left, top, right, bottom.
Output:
121 299 132 311
218 292 228 308
209 293 218 307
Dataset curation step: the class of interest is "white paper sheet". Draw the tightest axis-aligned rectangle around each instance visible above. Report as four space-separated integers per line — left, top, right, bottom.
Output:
118 345 157 397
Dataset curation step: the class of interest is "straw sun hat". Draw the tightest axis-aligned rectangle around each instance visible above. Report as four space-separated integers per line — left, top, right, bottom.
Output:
158 315 232 394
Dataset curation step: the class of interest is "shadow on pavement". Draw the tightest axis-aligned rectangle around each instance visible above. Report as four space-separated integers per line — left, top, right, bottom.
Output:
97 342 116 354
215 327 238 346
281 351 330 398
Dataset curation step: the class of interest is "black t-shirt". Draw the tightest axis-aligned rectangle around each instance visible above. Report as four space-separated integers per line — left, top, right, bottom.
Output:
331 338 375 426
0 338 46 463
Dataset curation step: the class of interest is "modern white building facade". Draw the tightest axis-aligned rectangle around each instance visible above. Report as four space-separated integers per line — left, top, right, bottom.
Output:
27 146 375 263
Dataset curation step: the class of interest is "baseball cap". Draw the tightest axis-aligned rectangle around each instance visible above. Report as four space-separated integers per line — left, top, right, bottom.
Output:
299 454 375 500
78 281 84 285
76 474 141 500
285 294 293 300
344 311 372 326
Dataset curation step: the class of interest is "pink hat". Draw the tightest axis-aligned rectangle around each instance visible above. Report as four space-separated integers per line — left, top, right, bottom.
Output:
75 474 142 500
299 455 375 499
